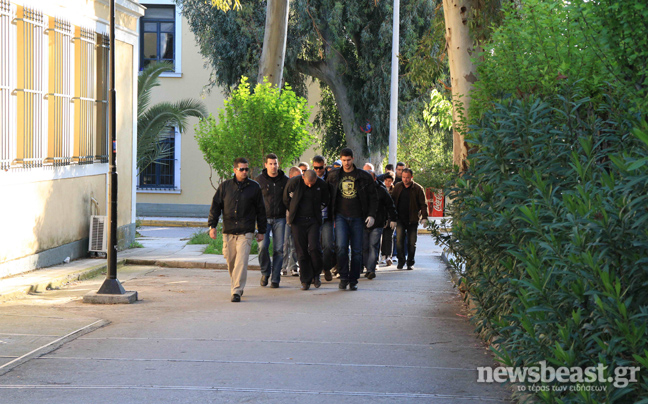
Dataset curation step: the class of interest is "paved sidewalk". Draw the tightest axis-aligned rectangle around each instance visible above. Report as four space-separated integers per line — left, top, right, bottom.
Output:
0 235 511 403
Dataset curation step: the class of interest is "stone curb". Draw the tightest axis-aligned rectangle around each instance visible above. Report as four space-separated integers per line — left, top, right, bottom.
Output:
123 258 260 271
0 260 126 303
139 220 208 228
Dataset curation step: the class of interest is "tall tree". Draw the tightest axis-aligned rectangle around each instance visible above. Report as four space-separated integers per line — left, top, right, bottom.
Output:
257 0 290 87
442 0 476 171
176 0 437 165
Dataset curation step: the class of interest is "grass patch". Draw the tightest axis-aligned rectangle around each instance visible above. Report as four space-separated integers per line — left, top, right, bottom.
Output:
129 241 144 249
188 224 272 255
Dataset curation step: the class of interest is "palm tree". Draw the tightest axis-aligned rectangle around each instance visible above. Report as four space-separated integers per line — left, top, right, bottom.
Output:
137 61 207 174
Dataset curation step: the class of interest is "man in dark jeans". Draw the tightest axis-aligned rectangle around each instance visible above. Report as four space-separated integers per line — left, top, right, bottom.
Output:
284 170 329 290
209 157 267 302
363 170 397 279
391 168 428 270
255 153 289 288
327 148 378 290
312 155 335 281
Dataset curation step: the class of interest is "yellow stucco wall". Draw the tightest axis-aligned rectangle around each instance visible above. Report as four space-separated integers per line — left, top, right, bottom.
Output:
0 0 140 268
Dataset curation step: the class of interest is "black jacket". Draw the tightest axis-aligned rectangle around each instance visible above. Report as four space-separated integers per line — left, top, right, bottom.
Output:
255 169 289 219
208 176 267 235
371 180 398 229
283 176 329 225
391 181 428 224
326 165 378 220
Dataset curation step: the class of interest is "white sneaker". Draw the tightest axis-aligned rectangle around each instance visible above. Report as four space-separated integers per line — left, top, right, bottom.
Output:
386 258 393 267
281 269 288 276
291 269 299 277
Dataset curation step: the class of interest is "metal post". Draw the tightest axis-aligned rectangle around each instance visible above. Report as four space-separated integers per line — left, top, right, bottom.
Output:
97 0 124 295
388 0 399 166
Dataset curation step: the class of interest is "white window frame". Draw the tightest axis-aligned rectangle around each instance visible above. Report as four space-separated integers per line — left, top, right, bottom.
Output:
136 126 181 193
140 0 182 77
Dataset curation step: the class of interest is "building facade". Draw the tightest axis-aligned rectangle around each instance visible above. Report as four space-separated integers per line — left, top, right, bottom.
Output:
0 0 144 277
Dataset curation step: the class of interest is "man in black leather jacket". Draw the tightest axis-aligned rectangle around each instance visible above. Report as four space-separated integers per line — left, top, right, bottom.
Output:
326 148 378 290
209 157 267 302
284 170 330 290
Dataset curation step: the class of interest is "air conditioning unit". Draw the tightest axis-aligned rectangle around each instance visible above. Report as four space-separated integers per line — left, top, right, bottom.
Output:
89 215 108 253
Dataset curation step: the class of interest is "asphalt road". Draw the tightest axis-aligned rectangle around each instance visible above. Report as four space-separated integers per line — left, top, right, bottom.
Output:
0 236 511 403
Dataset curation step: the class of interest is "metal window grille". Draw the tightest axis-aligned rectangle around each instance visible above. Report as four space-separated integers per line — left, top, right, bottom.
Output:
138 127 176 190
0 0 16 171
95 33 109 163
15 5 46 169
45 16 72 166
72 26 95 165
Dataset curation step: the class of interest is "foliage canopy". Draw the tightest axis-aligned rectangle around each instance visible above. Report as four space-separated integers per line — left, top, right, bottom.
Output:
195 77 314 181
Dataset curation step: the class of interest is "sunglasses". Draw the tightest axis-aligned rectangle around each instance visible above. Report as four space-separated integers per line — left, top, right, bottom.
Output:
236 167 249 172
313 165 325 170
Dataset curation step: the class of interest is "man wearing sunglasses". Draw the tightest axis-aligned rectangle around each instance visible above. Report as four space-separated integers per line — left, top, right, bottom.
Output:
312 155 335 282
208 157 267 302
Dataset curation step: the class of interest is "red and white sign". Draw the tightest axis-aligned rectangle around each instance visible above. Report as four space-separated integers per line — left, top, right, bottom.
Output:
426 188 444 217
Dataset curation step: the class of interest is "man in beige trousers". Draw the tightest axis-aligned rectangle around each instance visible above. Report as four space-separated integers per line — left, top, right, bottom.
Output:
208 157 267 302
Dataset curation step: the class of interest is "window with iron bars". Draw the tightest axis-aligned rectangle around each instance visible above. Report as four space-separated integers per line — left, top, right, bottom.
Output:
0 2 110 172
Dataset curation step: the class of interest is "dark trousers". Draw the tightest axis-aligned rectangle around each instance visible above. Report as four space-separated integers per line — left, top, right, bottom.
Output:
321 218 337 271
380 226 393 257
396 221 418 267
291 217 323 284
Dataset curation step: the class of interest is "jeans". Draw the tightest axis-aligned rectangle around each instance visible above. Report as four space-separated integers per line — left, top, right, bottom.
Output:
291 217 322 284
320 218 336 271
363 227 383 273
282 222 298 272
335 214 364 283
396 221 418 267
258 217 286 284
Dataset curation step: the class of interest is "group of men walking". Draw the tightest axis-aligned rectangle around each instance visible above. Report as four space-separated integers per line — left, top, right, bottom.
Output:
208 149 429 302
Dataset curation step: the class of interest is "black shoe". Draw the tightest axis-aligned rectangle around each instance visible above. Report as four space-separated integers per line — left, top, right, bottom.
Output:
366 271 376 280
231 294 241 302
349 283 358 291
270 282 279 288
260 275 269 286
323 269 332 282
313 276 322 288
406 265 413 270
301 282 310 290
397 263 404 270
338 280 349 290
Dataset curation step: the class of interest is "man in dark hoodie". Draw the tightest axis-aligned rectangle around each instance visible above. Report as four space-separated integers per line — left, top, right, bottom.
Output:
209 157 267 302
283 170 330 290
255 153 289 288
363 169 397 279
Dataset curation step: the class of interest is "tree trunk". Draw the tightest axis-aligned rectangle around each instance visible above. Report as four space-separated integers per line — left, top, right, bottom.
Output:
295 59 365 158
257 0 290 87
443 0 478 171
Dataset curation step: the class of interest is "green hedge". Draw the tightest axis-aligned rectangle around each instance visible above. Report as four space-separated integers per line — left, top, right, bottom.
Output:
434 88 648 402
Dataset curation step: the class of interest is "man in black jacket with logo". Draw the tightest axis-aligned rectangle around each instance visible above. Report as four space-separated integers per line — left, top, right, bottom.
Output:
209 157 267 302
363 169 397 279
255 153 289 288
327 148 378 290
283 170 330 290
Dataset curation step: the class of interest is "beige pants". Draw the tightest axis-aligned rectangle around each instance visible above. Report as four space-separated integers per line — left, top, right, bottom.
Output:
223 233 254 296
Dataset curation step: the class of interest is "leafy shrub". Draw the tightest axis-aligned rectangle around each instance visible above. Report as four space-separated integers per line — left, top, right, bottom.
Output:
195 76 314 180
433 87 648 402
